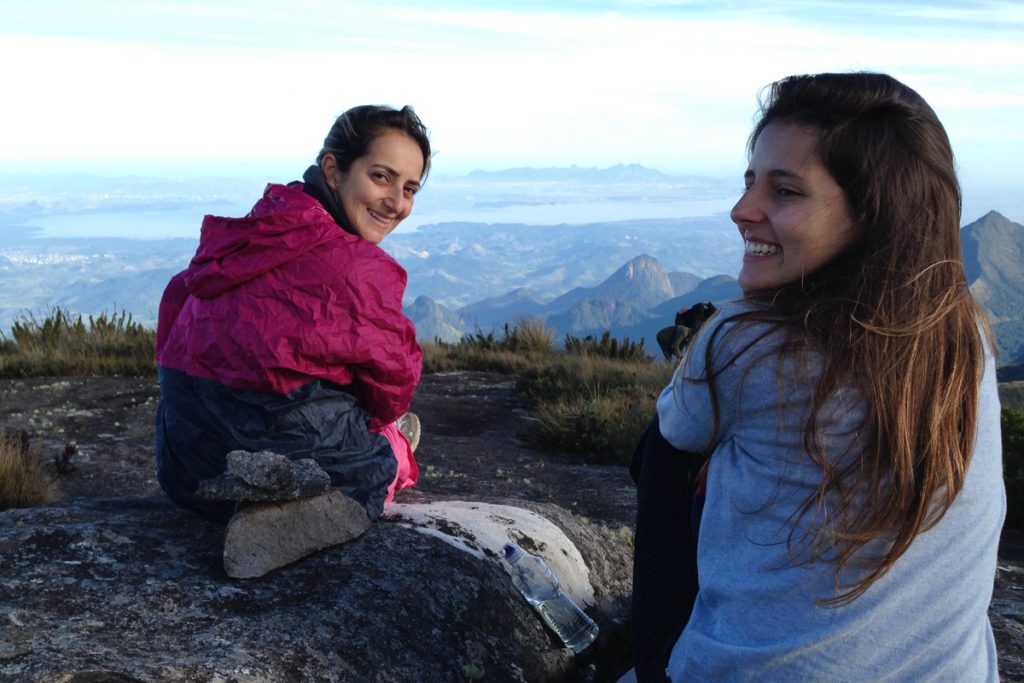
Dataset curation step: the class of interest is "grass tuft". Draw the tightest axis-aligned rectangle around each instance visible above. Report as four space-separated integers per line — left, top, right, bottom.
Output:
422 320 557 374
0 429 56 510
0 308 156 378
564 330 648 361
523 379 666 466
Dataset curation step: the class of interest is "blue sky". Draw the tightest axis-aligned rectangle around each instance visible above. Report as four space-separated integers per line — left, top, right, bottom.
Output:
1 0 1022 188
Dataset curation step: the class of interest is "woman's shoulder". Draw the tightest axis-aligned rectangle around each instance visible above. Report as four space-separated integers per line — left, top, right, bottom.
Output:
708 298 778 321
694 299 788 355
326 235 406 277
676 299 813 397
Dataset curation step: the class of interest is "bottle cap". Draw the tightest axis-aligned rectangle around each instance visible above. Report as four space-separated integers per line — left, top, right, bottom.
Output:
502 543 522 561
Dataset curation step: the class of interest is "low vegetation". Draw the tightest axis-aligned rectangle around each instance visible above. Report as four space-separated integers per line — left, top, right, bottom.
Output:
1003 407 1024 529
0 308 156 378
421 320 558 374
563 331 648 361
424 321 672 465
1000 381 1024 414
0 429 56 510
4 310 1024 529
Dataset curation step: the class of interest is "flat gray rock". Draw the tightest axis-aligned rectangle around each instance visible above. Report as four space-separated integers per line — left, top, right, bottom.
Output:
227 449 297 490
224 489 372 579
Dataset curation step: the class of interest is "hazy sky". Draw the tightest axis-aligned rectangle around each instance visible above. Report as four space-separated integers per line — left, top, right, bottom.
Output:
2 0 1022 185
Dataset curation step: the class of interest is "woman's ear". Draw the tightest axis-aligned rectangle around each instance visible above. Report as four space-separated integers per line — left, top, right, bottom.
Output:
320 154 339 188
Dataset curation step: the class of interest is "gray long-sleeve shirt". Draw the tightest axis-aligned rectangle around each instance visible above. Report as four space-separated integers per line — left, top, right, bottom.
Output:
657 300 1004 682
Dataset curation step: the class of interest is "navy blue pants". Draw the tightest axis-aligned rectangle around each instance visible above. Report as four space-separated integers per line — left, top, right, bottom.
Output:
155 366 397 525
629 415 704 682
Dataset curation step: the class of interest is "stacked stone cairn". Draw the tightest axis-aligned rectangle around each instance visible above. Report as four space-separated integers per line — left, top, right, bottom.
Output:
198 450 371 579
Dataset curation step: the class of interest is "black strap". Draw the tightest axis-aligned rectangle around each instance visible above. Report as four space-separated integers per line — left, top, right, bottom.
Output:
630 414 703 681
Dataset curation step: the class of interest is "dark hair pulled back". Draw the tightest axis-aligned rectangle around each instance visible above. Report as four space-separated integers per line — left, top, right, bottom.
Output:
317 105 431 180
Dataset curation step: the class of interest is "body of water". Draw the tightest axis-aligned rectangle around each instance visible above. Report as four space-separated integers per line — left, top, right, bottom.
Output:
23 197 737 241
8 176 1019 241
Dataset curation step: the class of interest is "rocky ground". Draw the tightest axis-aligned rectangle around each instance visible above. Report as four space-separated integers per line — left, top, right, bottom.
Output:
0 372 637 531
1 371 1023 680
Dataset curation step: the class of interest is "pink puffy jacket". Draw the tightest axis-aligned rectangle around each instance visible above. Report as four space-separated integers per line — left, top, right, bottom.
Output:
156 182 422 430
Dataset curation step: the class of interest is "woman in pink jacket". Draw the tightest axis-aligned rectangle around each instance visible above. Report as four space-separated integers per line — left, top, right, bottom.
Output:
155 105 430 525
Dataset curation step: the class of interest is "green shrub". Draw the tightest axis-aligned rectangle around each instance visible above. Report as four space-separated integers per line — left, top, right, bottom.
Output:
564 330 648 361
461 320 556 355
515 352 675 465
421 320 556 374
423 326 674 465
515 352 673 406
999 381 1024 414
523 383 657 465
421 342 541 375
1004 406 1024 529
0 308 156 378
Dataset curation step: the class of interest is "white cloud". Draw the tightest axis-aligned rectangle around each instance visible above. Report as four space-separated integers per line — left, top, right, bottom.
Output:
1 0 1021 180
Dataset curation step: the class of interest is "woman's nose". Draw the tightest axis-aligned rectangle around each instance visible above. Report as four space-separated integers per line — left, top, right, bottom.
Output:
383 186 408 213
730 186 762 225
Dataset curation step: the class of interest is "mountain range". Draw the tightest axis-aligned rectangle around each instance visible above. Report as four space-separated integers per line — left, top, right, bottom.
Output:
386 216 742 310
402 211 1024 364
1 210 1021 364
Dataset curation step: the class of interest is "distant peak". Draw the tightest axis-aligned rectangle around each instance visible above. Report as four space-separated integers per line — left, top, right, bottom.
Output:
964 210 1020 234
613 254 667 281
624 253 660 269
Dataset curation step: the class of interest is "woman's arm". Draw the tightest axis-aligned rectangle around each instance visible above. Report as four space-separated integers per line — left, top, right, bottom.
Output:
328 247 422 429
657 301 787 454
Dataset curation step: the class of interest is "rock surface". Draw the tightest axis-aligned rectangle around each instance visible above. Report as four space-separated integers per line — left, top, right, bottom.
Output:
0 372 636 682
1 371 1021 681
0 493 631 682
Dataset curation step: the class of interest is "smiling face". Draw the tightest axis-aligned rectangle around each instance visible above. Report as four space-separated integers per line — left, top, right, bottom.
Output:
731 122 859 293
328 129 424 244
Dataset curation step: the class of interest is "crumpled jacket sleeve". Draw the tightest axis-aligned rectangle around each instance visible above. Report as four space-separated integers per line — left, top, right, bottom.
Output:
155 271 189 360
318 247 422 431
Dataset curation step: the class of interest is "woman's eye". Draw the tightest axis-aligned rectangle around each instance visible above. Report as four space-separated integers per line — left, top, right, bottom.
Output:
372 172 389 182
776 187 798 197
404 186 418 197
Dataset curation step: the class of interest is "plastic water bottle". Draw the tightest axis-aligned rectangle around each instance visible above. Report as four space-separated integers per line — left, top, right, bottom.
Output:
501 542 599 653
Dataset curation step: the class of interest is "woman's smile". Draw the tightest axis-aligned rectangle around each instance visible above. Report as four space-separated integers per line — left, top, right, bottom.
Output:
743 236 781 257
334 129 424 244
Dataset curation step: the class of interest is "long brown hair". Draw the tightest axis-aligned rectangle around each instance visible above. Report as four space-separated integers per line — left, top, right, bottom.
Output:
706 73 990 603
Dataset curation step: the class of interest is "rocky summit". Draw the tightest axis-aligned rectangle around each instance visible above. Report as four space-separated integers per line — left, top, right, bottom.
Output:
0 493 632 682
0 372 636 682
1 371 1023 681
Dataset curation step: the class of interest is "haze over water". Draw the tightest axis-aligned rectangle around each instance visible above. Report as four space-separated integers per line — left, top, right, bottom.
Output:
2 0 1020 240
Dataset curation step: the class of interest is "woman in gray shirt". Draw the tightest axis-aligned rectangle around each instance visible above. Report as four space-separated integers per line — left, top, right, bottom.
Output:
631 72 1005 682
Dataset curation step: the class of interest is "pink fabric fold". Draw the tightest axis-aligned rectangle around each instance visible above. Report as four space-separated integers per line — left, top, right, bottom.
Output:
378 422 419 501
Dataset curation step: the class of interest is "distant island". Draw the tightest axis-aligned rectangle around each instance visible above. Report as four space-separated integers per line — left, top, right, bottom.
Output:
465 163 679 183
